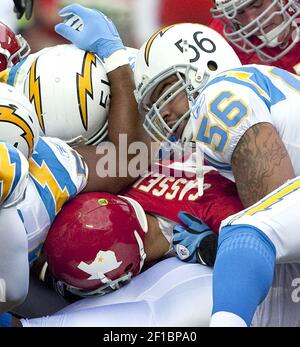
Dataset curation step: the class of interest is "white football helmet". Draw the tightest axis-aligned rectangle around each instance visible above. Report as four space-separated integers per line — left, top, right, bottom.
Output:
134 23 241 149
211 0 300 62
0 82 39 159
22 44 110 146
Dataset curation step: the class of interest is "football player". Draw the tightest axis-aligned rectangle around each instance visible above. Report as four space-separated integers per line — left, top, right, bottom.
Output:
0 149 243 326
39 156 243 299
8 184 300 327
0 43 139 146
133 22 300 326
0 6 150 314
8 159 244 326
210 0 300 74
2 137 297 327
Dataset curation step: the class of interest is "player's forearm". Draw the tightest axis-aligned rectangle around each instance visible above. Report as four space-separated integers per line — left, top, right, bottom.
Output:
107 65 151 153
143 214 170 264
232 122 295 207
107 65 151 179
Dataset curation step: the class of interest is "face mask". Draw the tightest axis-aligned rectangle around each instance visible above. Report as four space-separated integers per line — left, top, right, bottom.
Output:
258 14 297 48
258 23 287 47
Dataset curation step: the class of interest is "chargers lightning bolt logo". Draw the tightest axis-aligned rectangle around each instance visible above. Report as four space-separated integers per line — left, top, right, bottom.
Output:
0 104 35 157
77 52 97 130
0 144 16 204
227 177 300 225
29 159 70 217
29 58 44 133
145 25 175 66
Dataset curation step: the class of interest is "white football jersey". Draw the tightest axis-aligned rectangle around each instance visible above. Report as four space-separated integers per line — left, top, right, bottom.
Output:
192 64 300 180
220 176 300 263
17 136 88 264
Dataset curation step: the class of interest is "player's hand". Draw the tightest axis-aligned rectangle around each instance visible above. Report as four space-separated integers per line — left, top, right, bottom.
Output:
55 4 125 60
13 0 34 20
172 212 217 266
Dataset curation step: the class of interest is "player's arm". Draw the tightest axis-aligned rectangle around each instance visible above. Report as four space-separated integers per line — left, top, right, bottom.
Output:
76 64 150 194
55 4 151 194
143 213 170 264
231 122 295 207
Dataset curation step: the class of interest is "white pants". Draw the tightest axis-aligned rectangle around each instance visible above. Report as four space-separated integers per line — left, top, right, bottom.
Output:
21 257 300 327
21 257 213 327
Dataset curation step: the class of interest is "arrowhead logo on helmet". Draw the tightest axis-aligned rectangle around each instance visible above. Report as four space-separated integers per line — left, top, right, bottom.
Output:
78 250 122 281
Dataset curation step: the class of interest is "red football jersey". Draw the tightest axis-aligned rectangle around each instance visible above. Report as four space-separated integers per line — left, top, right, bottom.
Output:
209 18 300 75
123 162 243 234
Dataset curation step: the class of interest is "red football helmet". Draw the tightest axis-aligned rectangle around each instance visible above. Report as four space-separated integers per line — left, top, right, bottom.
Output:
211 0 300 63
0 21 30 71
44 192 148 297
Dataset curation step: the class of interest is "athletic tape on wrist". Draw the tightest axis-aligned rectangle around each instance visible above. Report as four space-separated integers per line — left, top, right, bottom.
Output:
103 50 129 73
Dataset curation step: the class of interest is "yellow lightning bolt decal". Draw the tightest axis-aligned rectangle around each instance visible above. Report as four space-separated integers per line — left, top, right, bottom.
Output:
0 144 15 204
77 52 97 130
0 105 34 157
145 25 175 66
29 58 44 133
245 179 300 216
220 71 270 101
228 178 300 225
29 159 69 215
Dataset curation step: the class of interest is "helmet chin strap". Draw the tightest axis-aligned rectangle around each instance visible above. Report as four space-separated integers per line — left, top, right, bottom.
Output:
180 116 204 197
134 230 147 272
180 117 193 143
196 142 204 197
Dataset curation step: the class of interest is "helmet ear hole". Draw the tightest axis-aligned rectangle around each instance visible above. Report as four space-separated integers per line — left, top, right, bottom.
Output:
207 60 218 71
